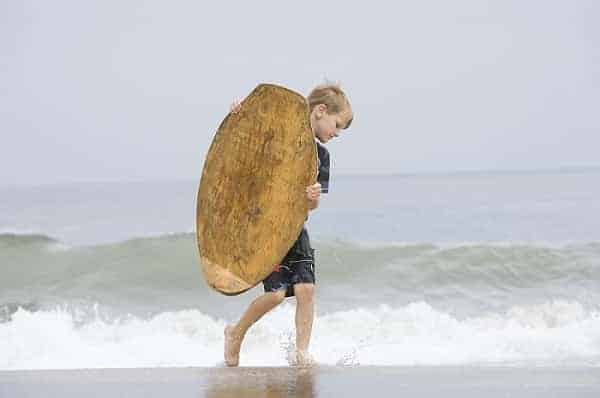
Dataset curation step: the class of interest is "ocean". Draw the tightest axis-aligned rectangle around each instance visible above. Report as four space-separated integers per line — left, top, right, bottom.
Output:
1 169 600 370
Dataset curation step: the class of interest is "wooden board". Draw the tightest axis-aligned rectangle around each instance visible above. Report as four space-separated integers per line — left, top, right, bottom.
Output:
196 84 318 295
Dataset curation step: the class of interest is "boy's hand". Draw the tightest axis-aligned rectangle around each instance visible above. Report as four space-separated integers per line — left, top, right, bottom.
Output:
230 99 242 114
306 183 321 201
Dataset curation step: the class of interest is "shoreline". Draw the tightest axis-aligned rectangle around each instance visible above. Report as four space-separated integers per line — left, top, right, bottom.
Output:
2 365 599 397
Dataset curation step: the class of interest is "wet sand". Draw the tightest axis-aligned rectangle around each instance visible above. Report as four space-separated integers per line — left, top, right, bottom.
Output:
1 366 599 397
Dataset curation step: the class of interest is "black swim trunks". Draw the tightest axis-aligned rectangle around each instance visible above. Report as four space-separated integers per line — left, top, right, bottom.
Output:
263 228 315 297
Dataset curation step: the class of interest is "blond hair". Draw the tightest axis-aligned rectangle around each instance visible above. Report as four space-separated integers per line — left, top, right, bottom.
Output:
307 82 353 129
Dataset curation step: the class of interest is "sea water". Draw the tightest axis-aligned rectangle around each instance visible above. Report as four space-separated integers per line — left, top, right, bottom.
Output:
1 169 599 369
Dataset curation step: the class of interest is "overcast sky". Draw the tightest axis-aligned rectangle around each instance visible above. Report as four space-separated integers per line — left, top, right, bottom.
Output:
1 0 598 185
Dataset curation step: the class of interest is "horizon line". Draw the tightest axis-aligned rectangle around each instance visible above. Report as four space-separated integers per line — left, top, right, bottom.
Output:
2 165 599 188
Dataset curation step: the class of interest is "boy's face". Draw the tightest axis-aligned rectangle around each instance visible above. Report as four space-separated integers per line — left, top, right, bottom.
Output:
311 104 352 144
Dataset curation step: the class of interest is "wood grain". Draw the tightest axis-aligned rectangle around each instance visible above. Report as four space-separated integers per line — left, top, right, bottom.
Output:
196 84 318 295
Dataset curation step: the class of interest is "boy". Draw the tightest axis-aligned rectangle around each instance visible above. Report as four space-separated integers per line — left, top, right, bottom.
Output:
225 83 353 367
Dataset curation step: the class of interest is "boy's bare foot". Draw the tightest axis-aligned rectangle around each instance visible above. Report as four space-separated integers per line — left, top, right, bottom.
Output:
296 350 316 367
224 325 242 367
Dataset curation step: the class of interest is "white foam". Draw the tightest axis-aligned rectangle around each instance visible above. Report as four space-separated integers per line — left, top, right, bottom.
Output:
1 300 599 370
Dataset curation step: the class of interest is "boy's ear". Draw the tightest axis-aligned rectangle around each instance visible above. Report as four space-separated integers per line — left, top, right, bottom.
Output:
316 104 327 117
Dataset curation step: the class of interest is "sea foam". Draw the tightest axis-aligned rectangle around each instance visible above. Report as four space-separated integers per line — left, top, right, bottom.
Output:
1 300 599 370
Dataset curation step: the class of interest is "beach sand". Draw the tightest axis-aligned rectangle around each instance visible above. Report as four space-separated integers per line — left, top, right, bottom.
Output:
1 366 599 397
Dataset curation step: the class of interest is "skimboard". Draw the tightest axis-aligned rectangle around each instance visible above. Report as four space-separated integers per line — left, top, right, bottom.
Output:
196 84 318 295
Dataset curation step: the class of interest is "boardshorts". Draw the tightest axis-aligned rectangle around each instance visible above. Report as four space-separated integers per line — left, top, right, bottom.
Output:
262 227 315 297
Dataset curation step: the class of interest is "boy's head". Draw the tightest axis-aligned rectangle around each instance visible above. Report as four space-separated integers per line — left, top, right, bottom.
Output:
307 83 353 144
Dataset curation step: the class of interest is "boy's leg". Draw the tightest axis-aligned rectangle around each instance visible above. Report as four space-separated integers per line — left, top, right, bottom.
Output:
293 283 315 365
224 290 286 366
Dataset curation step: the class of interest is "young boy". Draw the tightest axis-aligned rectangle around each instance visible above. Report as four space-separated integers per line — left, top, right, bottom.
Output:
224 83 353 367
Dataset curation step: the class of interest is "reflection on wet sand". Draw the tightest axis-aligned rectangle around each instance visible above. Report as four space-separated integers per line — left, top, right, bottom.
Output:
204 367 315 398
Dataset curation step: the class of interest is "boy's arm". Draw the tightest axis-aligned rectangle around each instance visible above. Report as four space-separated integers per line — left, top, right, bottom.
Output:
230 99 242 114
306 183 321 211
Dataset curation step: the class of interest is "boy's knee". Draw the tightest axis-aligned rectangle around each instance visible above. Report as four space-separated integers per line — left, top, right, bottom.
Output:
294 283 315 302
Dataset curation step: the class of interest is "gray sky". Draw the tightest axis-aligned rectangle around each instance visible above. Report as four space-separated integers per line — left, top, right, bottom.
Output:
2 0 599 185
